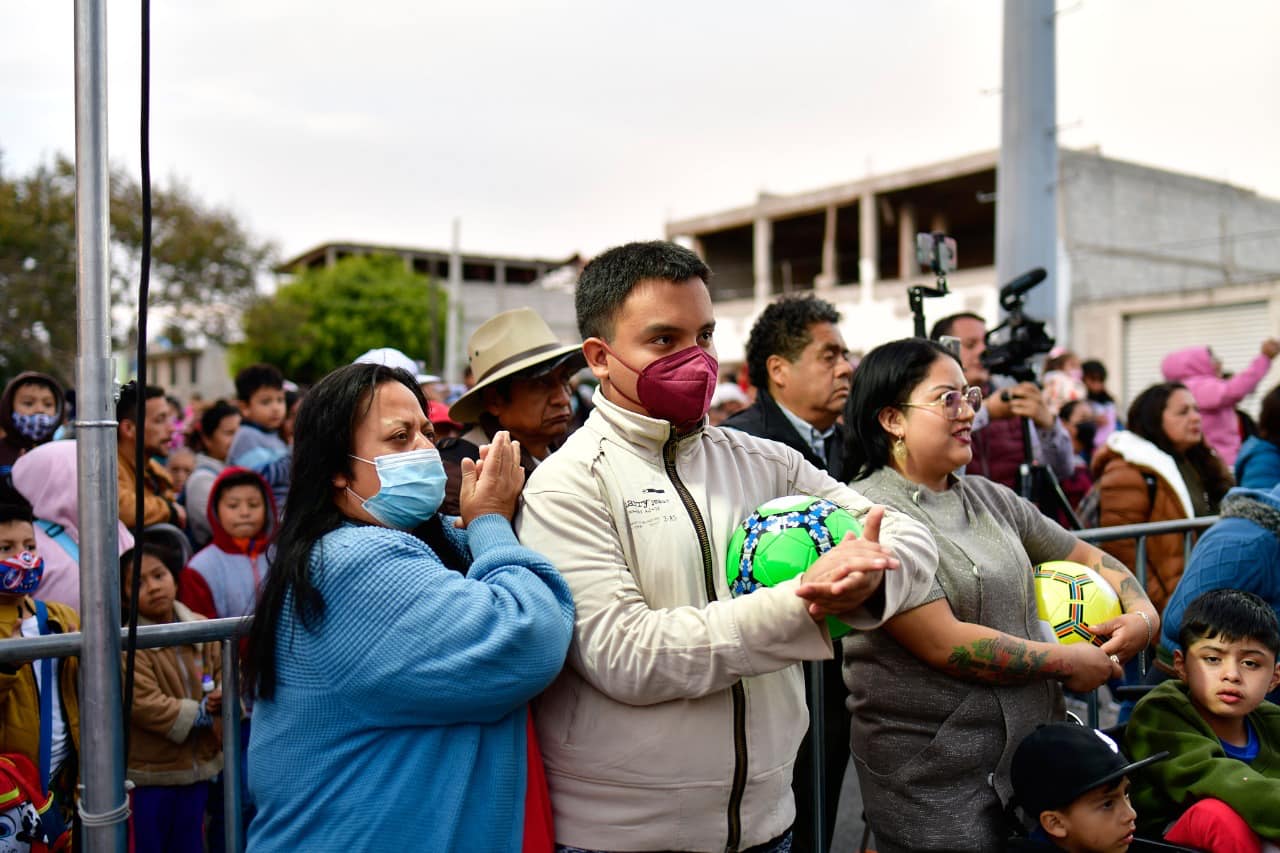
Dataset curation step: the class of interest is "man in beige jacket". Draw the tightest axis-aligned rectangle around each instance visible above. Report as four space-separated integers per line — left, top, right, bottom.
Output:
517 241 940 853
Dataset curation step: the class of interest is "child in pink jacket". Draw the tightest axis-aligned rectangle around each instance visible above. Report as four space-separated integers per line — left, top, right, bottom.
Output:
1162 338 1279 466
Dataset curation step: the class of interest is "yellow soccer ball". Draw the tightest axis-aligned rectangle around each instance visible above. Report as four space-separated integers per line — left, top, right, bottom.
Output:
1034 560 1122 646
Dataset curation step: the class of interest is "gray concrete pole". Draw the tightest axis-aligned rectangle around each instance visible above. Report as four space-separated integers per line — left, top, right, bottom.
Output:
859 192 878 305
996 0 1059 325
445 219 462 380
73 0 128 848
897 203 916 282
817 205 837 290
753 216 772 306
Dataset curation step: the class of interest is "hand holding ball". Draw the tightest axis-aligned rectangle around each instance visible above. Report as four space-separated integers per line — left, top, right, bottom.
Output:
726 496 864 637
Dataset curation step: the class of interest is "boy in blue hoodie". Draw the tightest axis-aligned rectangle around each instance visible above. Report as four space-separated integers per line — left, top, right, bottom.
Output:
225 364 289 512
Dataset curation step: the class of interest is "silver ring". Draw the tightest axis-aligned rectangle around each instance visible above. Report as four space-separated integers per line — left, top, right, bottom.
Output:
1108 654 1121 665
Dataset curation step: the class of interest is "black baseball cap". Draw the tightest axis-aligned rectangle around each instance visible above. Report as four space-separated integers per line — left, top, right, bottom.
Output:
1010 723 1168 817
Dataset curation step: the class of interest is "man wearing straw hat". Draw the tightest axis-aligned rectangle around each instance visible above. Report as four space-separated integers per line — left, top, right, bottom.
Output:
439 308 586 514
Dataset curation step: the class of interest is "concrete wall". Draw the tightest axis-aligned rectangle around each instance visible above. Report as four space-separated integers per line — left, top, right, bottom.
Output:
1061 150 1280 304
145 344 235 405
451 282 578 377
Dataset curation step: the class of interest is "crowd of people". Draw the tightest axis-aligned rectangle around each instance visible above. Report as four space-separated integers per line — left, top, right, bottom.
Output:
0 239 1277 852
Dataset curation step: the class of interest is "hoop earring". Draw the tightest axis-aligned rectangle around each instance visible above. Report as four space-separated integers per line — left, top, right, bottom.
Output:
892 436 908 466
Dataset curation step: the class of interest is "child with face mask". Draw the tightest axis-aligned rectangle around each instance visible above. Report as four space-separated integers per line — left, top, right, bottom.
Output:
0 374 64 490
0 501 79 848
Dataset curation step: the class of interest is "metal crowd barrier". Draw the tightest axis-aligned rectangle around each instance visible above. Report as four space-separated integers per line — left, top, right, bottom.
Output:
1074 516 1218 729
0 616 252 852
4 516 1222 853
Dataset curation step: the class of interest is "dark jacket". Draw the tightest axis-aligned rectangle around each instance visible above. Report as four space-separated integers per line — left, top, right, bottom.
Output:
721 388 848 480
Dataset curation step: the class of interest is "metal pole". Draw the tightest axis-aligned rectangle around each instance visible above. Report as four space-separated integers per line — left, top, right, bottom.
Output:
996 0 1059 328
805 660 826 853
73 0 128 848
221 638 245 853
444 219 463 382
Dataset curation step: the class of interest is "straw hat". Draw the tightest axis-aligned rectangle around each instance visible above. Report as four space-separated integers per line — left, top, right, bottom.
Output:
449 308 584 423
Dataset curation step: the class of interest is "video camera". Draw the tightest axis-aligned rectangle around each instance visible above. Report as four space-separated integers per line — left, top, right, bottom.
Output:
981 267 1054 383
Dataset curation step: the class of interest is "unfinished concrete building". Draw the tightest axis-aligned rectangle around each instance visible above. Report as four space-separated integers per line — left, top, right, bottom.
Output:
666 148 1280 414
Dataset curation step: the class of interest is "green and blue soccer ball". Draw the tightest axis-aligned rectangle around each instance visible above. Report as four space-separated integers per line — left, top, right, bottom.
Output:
726 495 862 638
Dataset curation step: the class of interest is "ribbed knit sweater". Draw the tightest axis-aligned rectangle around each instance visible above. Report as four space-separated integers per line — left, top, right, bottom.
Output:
246 515 574 852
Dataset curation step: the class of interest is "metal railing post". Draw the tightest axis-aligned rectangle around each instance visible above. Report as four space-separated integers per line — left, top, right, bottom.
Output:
73 0 128 848
805 660 826 853
222 638 244 853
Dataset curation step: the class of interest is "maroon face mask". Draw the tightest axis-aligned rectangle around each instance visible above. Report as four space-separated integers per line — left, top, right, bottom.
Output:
604 344 719 431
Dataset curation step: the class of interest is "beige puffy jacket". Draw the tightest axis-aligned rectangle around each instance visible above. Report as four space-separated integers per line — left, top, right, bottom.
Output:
125 601 223 786
518 393 939 852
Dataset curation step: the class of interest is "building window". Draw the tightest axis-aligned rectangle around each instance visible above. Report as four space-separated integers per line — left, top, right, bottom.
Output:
169 358 178 387
189 355 199 385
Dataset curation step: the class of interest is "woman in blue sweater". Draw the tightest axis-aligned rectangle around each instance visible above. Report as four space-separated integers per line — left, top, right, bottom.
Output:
245 362 574 852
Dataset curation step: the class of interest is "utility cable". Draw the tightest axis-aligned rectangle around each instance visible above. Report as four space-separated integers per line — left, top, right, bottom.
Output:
123 0 153 766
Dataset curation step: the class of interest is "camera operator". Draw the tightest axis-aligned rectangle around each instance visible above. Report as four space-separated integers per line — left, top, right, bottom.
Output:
930 312 1075 492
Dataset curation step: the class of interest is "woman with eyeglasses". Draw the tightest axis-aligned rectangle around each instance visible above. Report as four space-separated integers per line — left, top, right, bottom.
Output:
839 338 1159 852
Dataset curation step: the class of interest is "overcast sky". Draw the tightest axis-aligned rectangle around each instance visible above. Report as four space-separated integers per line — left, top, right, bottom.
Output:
4 1 1278 264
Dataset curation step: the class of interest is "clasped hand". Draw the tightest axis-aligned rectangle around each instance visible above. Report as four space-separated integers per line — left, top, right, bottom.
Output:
795 505 898 620
457 431 525 527
1091 610 1157 664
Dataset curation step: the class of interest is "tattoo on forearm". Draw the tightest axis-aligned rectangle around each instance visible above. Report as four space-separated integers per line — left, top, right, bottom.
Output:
1091 553 1153 612
945 636 1066 684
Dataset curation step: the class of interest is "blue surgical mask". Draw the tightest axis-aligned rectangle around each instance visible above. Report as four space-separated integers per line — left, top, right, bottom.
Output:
347 447 446 530
11 412 57 443
0 552 44 595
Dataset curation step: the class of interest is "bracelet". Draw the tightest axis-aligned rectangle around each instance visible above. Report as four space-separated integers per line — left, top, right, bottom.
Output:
1134 609 1153 648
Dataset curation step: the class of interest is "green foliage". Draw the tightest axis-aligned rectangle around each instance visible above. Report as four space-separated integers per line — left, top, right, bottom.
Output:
232 254 446 385
0 150 276 385
0 157 79 385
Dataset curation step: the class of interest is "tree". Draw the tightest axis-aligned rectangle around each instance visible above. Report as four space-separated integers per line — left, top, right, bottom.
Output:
232 254 447 385
0 151 276 385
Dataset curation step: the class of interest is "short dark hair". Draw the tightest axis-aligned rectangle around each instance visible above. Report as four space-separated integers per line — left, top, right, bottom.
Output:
744 295 841 391
929 312 985 342
1059 399 1088 423
1081 359 1107 381
845 338 960 480
235 363 284 402
1178 588 1280 659
1258 384 1280 445
0 501 34 527
575 241 711 342
199 399 240 438
116 381 165 424
120 539 184 583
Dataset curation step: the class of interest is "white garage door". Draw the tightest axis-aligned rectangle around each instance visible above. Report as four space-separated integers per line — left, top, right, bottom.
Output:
1123 301 1280 420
